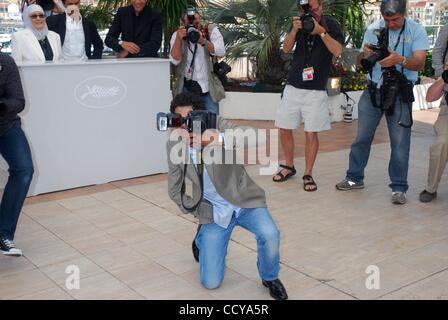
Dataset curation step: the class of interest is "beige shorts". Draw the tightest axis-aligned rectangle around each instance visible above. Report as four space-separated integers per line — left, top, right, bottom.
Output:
275 85 331 132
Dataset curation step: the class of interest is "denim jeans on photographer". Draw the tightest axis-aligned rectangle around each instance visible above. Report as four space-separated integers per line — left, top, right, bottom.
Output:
195 207 280 289
346 89 412 193
0 124 34 240
182 86 220 114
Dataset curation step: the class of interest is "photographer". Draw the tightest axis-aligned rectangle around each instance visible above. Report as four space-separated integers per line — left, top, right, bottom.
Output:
336 0 429 205
273 0 344 192
420 62 448 203
170 7 226 114
165 92 287 300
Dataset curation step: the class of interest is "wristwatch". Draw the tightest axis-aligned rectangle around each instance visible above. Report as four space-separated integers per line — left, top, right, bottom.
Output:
401 56 407 67
319 32 327 39
118 40 123 47
201 39 209 47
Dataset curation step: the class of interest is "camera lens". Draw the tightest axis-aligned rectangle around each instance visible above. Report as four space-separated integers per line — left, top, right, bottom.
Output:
361 52 380 72
302 15 315 33
187 27 200 44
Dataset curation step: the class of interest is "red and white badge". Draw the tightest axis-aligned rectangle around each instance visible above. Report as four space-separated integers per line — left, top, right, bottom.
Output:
302 67 314 81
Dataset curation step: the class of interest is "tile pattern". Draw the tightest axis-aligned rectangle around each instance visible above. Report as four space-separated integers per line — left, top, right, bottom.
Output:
2 110 448 299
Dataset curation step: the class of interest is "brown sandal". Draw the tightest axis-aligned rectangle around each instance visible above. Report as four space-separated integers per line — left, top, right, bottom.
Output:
273 165 296 182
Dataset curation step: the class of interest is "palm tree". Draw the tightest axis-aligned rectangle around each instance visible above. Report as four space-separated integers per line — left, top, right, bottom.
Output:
204 0 370 85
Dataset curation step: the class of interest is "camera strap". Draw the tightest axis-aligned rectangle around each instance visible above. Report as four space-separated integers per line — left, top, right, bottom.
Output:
388 19 406 73
187 42 199 80
180 149 204 212
304 34 316 67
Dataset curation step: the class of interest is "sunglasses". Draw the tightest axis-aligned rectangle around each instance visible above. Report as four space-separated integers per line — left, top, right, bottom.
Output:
29 14 45 19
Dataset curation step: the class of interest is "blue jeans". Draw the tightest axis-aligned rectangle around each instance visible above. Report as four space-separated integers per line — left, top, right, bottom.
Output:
346 89 411 192
182 86 220 114
0 124 34 240
195 207 280 289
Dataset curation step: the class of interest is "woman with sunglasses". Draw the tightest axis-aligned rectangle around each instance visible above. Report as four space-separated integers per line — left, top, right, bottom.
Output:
11 4 62 63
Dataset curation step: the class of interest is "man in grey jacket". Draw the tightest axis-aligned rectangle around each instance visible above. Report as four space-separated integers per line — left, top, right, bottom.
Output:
420 25 448 203
166 92 287 300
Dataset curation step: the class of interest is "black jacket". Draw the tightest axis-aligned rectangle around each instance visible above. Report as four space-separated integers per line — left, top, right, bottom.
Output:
0 54 25 135
105 5 162 58
46 13 104 59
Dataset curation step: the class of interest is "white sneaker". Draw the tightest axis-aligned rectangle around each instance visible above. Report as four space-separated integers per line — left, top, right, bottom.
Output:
392 192 406 205
0 238 23 256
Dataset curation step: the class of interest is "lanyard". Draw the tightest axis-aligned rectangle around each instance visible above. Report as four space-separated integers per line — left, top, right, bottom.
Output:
388 19 406 73
304 34 316 67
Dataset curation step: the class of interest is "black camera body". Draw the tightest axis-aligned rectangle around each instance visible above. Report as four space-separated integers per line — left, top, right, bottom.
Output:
185 6 201 44
298 0 315 34
379 67 414 113
157 110 217 134
361 28 390 72
442 70 448 84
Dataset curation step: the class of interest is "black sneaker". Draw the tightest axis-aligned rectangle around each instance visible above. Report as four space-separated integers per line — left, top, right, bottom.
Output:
419 190 437 203
0 238 22 257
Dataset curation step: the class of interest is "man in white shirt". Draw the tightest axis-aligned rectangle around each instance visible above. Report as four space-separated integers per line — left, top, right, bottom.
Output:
46 0 103 60
170 8 226 114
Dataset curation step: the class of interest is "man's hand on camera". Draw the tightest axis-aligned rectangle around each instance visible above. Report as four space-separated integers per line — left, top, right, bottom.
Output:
362 43 373 56
120 41 140 54
177 26 187 40
201 130 221 147
292 17 302 33
190 130 221 148
378 48 404 68
310 18 326 36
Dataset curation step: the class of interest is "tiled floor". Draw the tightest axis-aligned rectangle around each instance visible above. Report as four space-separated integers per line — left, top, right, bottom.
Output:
2 109 448 300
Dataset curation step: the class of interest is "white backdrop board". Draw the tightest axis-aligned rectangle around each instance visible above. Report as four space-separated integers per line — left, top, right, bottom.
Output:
7 58 171 195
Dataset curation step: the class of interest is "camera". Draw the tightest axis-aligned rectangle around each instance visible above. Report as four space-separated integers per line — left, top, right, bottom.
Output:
442 70 448 84
361 28 390 72
156 110 217 134
185 6 201 44
298 0 315 34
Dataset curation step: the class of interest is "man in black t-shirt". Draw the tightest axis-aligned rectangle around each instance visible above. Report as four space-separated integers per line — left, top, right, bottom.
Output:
273 0 344 192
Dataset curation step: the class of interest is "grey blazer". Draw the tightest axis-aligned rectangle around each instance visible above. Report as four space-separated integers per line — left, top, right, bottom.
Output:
167 117 267 224
433 25 448 77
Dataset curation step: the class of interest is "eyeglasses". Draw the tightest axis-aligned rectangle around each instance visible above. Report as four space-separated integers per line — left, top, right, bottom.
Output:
29 14 45 19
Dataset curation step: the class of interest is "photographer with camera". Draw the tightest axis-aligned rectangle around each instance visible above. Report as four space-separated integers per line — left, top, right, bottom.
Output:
336 0 429 205
170 7 226 114
163 92 288 300
419 23 448 202
273 0 344 192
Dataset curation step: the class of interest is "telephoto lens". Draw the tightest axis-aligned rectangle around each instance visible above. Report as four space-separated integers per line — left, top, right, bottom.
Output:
298 0 315 34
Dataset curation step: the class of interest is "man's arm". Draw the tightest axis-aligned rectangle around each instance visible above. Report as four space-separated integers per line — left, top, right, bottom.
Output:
199 26 225 57
311 18 343 57
379 23 429 71
138 10 163 57
90 20 104 59
170 28 185 64
432 25 448 77
105 7 123 52
0 56 25 117
283 17 301 53
426 77 446 103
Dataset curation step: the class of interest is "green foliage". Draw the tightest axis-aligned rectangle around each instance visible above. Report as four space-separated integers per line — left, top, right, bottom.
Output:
204 0 369 86
80 5 114 30
420 50 435 78
341 67 367 92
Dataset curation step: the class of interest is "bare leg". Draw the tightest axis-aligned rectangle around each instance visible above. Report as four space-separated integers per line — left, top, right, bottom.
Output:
273 128 295 181
304 132 319 190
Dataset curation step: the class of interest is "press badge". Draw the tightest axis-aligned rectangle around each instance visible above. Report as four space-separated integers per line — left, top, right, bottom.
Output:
302 67 314 81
